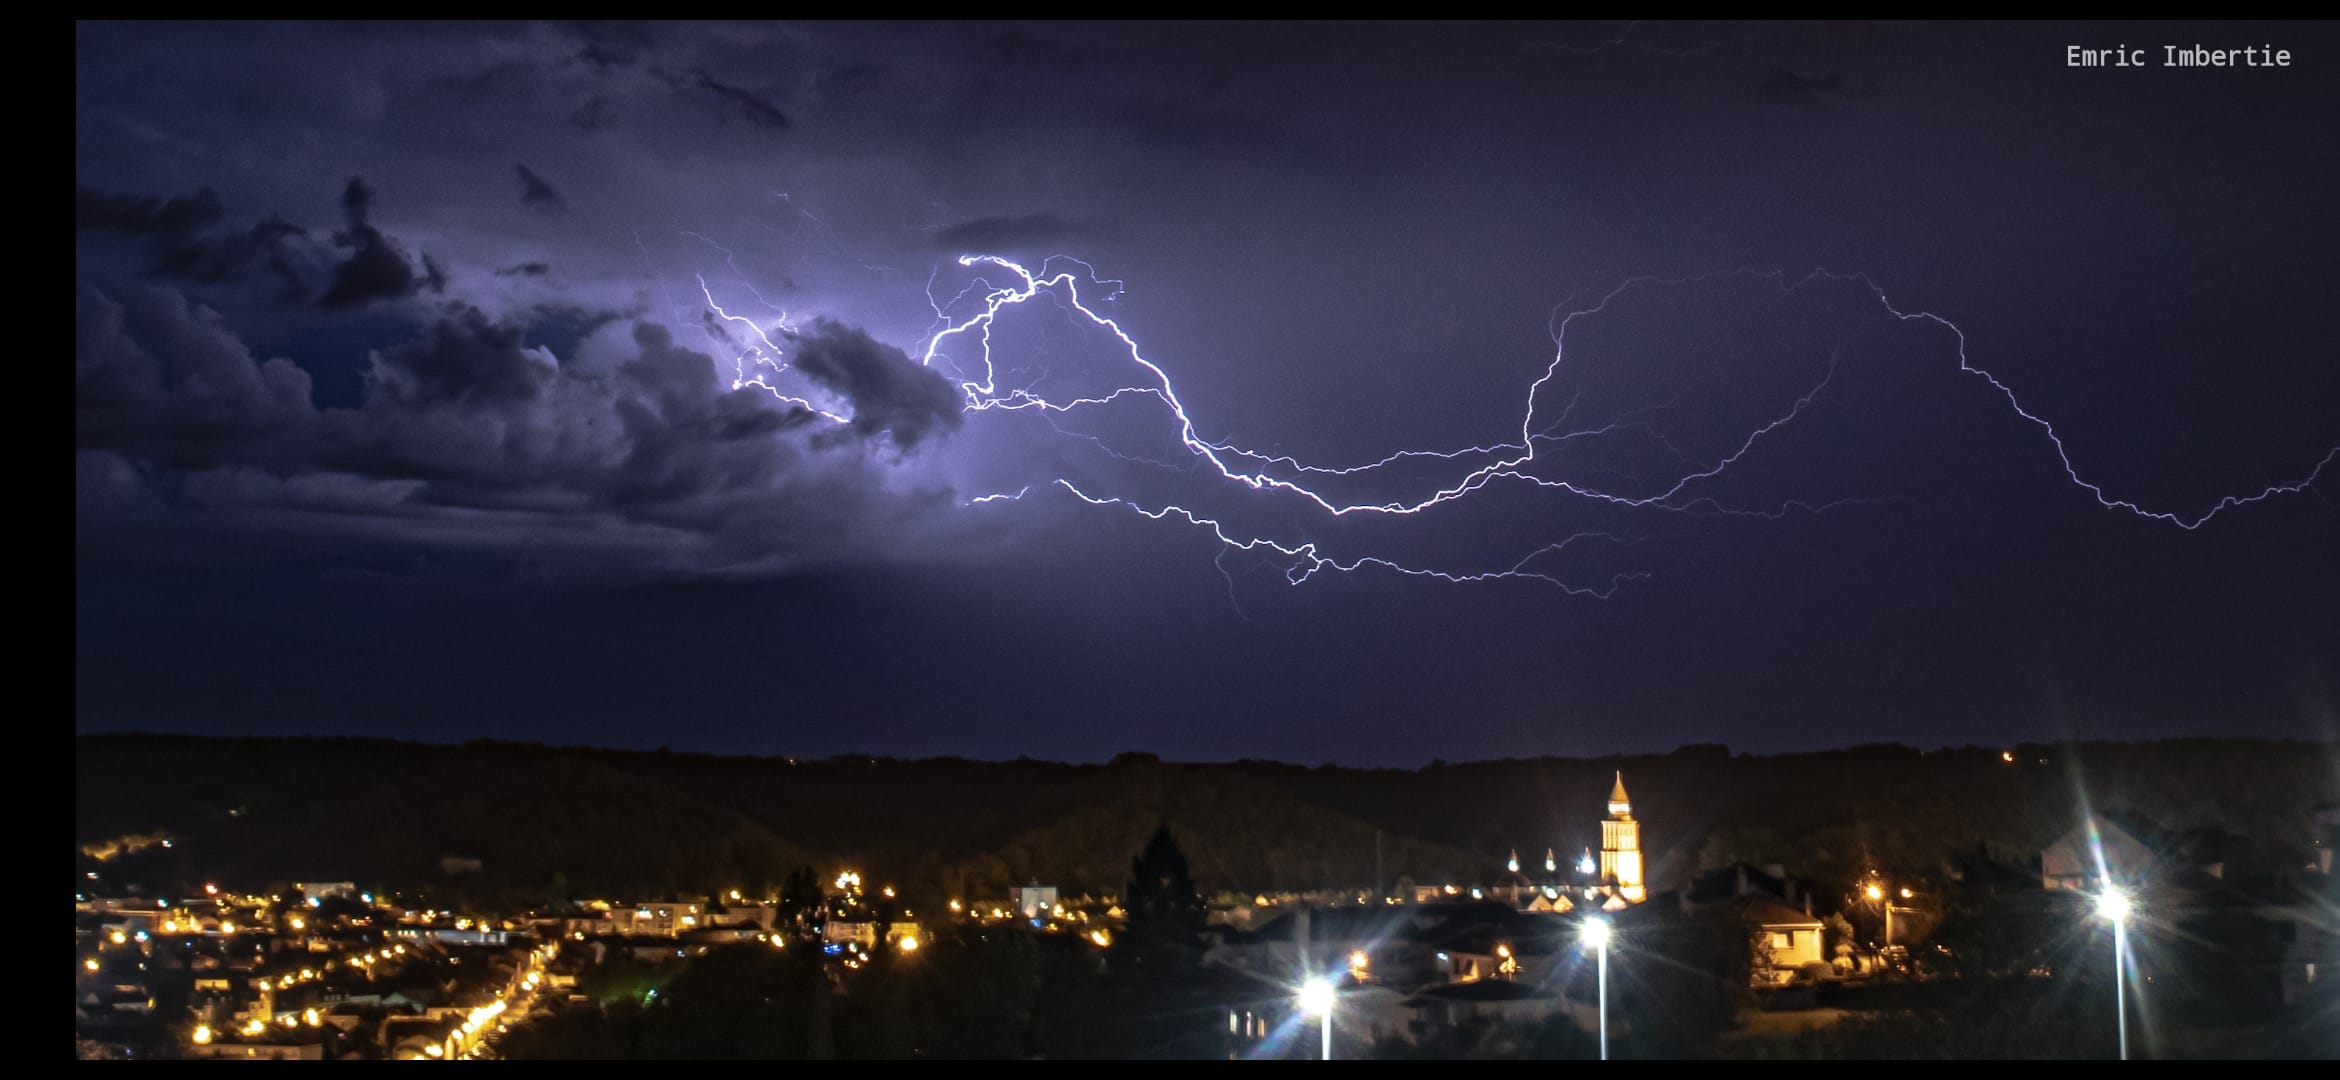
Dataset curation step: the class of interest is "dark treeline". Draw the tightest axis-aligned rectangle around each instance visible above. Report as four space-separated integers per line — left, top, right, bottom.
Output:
75 735 2338 912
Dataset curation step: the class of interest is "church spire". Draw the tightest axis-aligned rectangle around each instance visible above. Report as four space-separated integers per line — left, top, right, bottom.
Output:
1599 771 1645 903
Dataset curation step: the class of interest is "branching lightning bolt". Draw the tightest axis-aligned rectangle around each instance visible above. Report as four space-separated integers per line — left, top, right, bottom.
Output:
696 253 2336 598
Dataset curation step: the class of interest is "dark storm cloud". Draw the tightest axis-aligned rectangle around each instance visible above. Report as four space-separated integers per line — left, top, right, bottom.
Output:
931 213 1085 252
319 177 441 310
78 185 310 298
571 97 621 132
514 163 566 212
75 286 317 463
76 274 964 578
787 318 962 449
77 186 223 236
688 70 789 130
1743 70 1864 108
812 60 884 97
495 261 552 277
369 308 552 409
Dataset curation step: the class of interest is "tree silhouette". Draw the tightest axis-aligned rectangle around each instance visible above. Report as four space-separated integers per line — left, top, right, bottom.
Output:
778 866 822 938
1122 822 1205 959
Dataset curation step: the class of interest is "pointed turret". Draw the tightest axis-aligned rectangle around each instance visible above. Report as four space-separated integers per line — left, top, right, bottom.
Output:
1607 771 1633 818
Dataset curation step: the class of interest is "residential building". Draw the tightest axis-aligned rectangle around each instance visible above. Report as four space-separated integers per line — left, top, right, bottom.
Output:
2041 815 2156 893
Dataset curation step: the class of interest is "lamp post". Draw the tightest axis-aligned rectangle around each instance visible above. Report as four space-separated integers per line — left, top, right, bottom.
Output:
1580 915 1612 1061
1297 976 1334 1061
1864 882 1893 950
2097 888 2132 1060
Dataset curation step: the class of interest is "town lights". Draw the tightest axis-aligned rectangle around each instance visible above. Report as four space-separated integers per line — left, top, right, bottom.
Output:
1295 976 1335 1060
191 1024 213 1045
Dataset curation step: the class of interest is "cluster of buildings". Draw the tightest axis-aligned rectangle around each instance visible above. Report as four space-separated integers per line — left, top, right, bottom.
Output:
73 775 2339 1060
1198 772 1815 1052
75 883 552 1060
2039 805 2340 1009
1203 784 2340 1055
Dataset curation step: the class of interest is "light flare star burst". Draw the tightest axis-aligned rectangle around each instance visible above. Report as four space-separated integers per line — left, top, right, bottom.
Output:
698 255 2336 595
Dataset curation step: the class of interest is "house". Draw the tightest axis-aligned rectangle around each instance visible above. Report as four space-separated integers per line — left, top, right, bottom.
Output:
383 1015 462 1060
609 901 704 938
1210 901 1568 993
1406 978 1576 1030
296 882 358 907
2041 815 2158 893
1014 883 1060 920
1672 862 1828 986
1736 896 1826 984
825 920 879 949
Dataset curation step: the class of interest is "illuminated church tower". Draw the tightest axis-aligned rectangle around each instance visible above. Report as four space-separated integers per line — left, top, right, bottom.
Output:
1598 771 1645 903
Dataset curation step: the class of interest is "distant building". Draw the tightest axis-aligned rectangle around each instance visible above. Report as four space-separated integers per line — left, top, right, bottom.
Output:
2041 816 2157 893
1666 861 1829 987
389 926 512 947
296 882 357 907
1598 772 1646 905
1738 895 1826 984
1407 978 1579 1030
1015 884 1060 920
610 902 704 938
1479 772 1645 913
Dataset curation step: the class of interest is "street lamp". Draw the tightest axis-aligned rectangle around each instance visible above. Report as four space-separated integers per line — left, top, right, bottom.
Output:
1580 916 1612 1061
2096 888 2132 1060
1863 880 1898 952
1296 976 1335 1060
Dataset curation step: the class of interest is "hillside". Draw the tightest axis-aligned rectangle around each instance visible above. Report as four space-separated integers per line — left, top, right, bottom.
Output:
75 734 2338 912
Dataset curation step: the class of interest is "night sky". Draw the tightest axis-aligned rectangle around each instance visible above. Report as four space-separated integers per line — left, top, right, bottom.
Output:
75 21 2340 765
